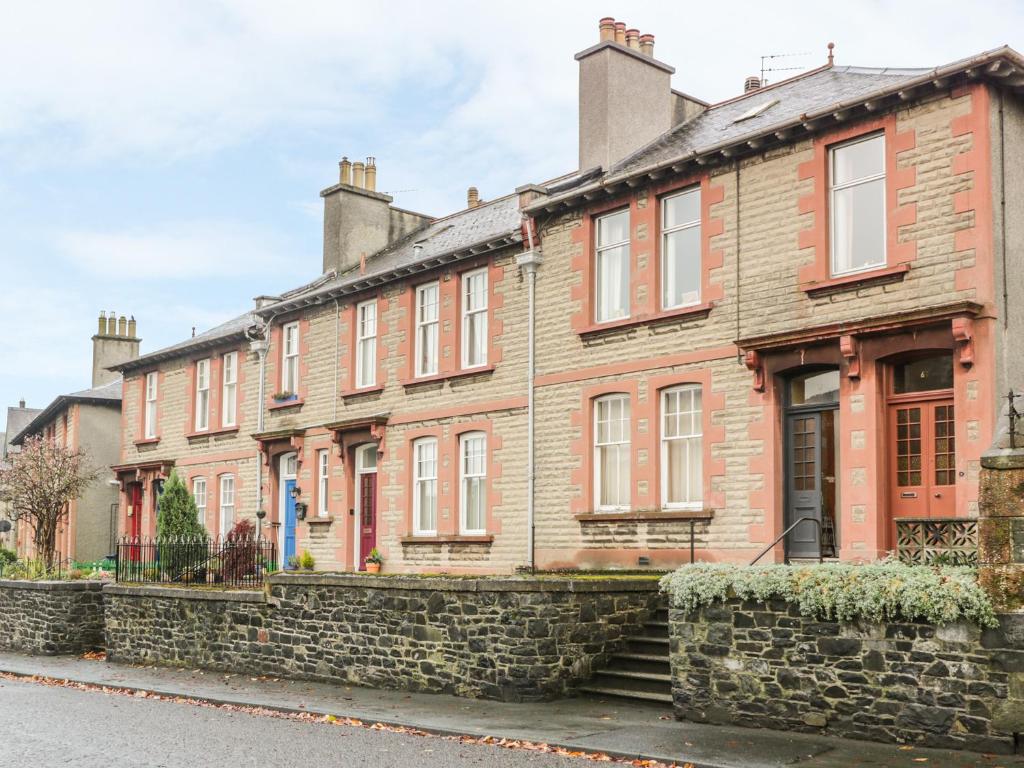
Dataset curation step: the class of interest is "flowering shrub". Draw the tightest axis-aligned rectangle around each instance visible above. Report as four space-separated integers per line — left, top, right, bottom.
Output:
659 561 998 628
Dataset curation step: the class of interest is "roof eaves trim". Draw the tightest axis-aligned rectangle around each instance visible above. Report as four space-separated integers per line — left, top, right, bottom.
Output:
114 329 250 374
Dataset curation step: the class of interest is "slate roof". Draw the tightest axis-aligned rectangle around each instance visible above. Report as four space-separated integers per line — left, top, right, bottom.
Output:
12 380 122 446
256 193 523 315
610 64 928 177
115 311 259 374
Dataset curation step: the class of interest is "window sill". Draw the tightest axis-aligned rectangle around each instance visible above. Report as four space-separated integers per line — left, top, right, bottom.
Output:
269 398 305 411
400 534 495 545
186 426 240 440
341 385 385 400
579 303 713 339
575 509 715 523
306 516 334 526
400 365 495 390
802 264 910 298
134 437 160 447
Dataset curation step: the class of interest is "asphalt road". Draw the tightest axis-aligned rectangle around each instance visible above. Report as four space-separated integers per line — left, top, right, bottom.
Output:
0 677 613 768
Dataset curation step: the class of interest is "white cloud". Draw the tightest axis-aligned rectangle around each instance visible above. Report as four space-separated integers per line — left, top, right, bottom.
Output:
55 220 293 279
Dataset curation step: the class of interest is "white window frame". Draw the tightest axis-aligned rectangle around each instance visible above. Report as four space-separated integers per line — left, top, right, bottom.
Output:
460 268 488 369
459 432 487 535
661 187 702 310
829 132 887 278
219 474 235 536
282 321 300 394
355 299 377 389
144 372 158 439
594 209 630 323
414 282 439 378
221 351 237 428
412 437 438 536
660 385 703 510
194 358 210 432
317 448 330 518
192 477 207 528
593 394 631 512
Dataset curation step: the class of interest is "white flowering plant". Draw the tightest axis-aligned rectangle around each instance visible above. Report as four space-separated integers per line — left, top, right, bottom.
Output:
659 561 998 628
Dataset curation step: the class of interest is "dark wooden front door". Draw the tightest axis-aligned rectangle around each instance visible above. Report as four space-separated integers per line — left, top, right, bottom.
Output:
786 412 824 558
358 471 377 570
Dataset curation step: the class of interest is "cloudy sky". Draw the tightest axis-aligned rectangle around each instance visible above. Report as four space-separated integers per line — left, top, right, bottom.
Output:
1 0 1019 433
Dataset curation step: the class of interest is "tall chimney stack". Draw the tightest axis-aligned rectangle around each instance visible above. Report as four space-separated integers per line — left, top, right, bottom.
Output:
321 154 434 276
576 17 676 171
92 311 141 386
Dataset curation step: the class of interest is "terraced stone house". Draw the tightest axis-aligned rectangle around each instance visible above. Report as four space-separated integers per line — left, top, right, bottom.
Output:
111 19 1024 573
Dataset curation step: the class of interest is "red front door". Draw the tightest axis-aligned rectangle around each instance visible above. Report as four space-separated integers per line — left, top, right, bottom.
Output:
888 397 956 541
358 471 377 570
128 484 143 561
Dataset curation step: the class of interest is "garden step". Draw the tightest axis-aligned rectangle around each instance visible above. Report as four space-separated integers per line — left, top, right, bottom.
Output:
608 652 671 675
625 636 671 656
578 684 673 704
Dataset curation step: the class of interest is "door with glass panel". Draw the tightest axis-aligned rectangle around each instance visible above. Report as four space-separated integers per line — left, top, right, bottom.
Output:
784 370 840 559
887 354 956 541
355 444 378 570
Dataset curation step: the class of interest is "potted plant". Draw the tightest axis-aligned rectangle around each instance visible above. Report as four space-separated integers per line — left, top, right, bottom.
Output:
286 554 301 570
299 550 315 571
272 391 297 404
364 548 383 573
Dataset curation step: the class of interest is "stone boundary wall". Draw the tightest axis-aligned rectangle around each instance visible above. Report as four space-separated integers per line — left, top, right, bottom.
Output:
670 599 1024 754
0 580 105 655
104 574 662 702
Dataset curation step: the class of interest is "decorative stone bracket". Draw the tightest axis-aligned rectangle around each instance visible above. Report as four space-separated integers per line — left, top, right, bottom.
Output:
839 334 860 379
952 317 974 368
744 350 765 392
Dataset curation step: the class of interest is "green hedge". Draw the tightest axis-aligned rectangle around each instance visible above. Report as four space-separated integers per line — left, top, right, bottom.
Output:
660 562 998 628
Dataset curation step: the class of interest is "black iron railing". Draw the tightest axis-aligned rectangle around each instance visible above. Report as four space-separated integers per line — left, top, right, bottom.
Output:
749 517 823 565
115 535 277 587
896 518 978 566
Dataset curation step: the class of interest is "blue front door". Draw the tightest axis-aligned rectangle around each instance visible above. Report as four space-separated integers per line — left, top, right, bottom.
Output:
283 479 297 567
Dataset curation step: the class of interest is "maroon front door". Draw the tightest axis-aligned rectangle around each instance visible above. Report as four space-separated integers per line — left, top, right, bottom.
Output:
129 484 143 561
358 471 377 570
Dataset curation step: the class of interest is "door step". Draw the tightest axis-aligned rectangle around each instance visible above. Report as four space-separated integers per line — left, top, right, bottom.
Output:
577 684 673 704
580 602 673 705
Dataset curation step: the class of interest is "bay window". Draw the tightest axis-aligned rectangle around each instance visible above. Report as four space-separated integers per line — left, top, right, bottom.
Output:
412 437 438 535
660 385 703 509
830 133 886 277
661 188 701 310
594 394 631 510
595 209 630 323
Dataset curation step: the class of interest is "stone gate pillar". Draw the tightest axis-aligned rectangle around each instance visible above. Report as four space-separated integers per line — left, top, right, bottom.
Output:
978 392 1024 610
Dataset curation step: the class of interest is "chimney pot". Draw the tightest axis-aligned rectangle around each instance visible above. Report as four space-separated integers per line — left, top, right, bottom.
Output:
339 156 352 185
639 33 655 57
352 161 365 189
599 17 615 42
467 186 480 208
118 315 127 337
19 399 25 409
127 316 137 339
613 22 626 45
107 312 116 336
625 28 640 50
97 310 107 336
365 157 376 192
744 75 762 93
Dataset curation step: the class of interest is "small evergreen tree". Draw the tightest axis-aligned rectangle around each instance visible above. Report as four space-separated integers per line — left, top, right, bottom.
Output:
156 470 207 581
156 470 206 540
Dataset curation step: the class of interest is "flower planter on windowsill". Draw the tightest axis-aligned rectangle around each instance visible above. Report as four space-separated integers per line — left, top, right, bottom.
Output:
269 395 303 411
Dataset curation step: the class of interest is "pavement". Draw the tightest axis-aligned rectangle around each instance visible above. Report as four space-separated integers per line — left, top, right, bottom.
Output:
0 651 1021 768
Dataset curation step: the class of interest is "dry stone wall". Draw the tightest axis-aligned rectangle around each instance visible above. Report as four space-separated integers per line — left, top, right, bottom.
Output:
0 580 105 655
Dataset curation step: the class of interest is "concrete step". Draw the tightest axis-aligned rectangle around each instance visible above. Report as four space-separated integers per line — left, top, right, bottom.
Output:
578 683 673 705
626 635 670 656
641 620 670 638
588 669 672 696
608 652 671 675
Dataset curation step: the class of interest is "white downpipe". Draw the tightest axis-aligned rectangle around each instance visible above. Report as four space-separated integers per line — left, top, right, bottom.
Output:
517 217 542 572
248 312 278 537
